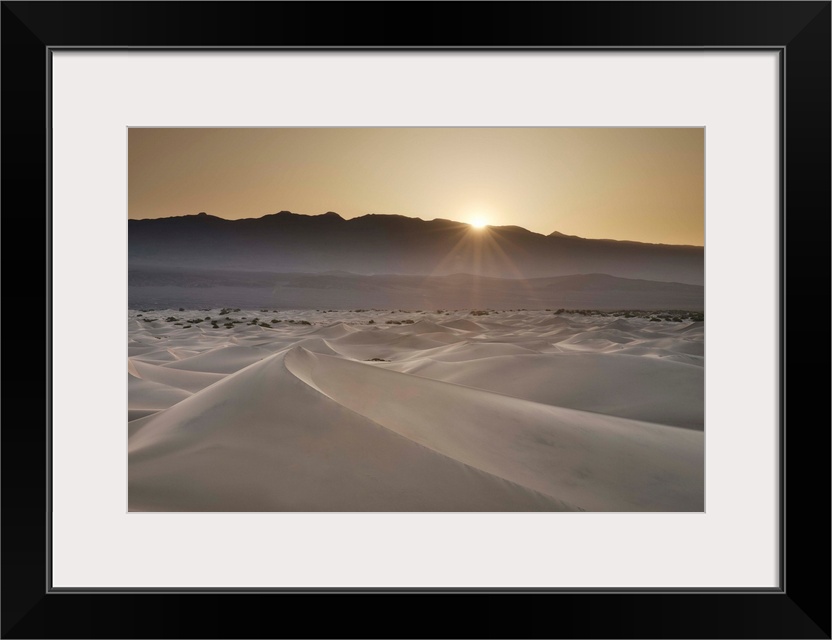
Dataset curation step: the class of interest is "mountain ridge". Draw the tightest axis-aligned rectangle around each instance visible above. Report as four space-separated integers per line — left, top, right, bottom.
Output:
132 210 703 248
129 211 704 285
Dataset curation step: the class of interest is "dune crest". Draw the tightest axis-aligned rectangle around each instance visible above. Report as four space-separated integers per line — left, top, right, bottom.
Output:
128 308 704 512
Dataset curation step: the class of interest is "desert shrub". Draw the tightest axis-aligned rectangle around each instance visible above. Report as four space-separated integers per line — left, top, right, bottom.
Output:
234 308 241 312
271 319 281 323
650 317 661 322
365 357 389 362
402 319 415 324
367 319 375 324
179 307 185 312
299 320 311 325
174 322 183 326
191 318 203 324
137 314 143 317
224 322 234 329
470 310 490 316
219 308 231 316
165 317 178 322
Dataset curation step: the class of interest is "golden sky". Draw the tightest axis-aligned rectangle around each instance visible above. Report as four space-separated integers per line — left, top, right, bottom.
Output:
129 127 704 246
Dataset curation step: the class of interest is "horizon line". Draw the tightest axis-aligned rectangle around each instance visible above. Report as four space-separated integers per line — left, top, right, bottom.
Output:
128 210 705 248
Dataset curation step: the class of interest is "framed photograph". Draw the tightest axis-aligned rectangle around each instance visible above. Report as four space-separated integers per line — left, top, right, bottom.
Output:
3 2 829 638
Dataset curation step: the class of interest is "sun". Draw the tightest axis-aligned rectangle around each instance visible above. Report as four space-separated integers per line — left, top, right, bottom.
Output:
470 217 488 229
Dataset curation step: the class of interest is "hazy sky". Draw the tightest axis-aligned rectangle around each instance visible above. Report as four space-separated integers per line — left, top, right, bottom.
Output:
129 127 704 246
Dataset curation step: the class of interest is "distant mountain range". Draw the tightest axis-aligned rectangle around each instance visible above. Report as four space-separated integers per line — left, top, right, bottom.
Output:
128 268 704 311
129 211 704 285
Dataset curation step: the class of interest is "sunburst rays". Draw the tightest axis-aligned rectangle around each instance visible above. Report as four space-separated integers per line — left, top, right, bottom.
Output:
418 223 537 308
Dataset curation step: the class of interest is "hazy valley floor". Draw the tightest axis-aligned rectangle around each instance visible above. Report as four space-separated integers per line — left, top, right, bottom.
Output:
128 308 704 512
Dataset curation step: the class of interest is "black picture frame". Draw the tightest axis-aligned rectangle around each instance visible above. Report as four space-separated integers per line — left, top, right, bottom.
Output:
2 2 829 638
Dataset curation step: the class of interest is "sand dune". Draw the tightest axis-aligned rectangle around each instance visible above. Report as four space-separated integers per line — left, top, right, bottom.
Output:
160 344 272 373
394 352 703 429
128 309 704 511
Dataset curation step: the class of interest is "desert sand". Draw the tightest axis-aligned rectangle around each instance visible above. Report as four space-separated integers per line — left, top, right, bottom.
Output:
128 308 704 512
